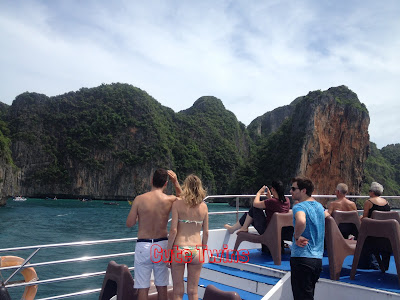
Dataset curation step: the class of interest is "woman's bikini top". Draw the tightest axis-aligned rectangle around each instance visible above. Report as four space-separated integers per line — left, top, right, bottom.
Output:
178 219 203 225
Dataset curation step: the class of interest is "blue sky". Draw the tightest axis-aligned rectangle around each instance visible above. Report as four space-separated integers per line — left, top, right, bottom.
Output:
0 0 399 148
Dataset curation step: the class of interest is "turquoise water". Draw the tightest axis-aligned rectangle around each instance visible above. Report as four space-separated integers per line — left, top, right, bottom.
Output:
0 198 240 299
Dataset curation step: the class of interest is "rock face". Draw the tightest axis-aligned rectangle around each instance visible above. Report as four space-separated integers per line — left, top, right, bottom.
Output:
0 148 21 205
3 84 250 199
247 85 370 195
0 103 20 205
299 89 370 195
0 84 370 201
0 158 20 205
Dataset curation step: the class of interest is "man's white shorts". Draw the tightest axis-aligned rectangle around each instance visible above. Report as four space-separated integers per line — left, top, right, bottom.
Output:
134 240 169 288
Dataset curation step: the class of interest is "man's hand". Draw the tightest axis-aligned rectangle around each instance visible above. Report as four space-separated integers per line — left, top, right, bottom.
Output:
168 170 182 196
295 236 309 247
168 170 178 183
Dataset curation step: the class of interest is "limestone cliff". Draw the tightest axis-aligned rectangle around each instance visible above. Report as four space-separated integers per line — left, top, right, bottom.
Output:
298 88 370 195
5 84 250 199
246 86 370 196
0 157 20 206
1 84 370 201
0 102 20 205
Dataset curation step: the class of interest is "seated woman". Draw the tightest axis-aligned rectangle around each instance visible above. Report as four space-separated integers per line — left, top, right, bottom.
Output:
358 181 392 269
224 180 290 236
167 174 209 300
361 181 390 219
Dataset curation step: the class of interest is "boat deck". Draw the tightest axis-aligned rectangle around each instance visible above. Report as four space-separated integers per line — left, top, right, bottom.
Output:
239 248 400 294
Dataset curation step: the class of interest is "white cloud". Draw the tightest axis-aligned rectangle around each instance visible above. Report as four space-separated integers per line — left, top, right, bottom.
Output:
0 0 399 148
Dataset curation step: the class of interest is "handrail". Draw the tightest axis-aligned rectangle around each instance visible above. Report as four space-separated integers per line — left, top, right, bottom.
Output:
2 196 399 299
0 209 246 300
5 268 123 289
37 288 102 300
4 248 41 285
0 211 247 254
0 251 135 271
0 237 138 253
204 194 400 199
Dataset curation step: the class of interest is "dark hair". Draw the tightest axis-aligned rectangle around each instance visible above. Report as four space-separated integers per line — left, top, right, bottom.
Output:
292 177 314 197
271 180 286 203
152 169 168 188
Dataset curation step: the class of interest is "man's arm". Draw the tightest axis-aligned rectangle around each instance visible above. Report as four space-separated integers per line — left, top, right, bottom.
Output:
294 211 308 247
327 201 334 215
126 197 139 228
168 170 182 197
167 202 179 255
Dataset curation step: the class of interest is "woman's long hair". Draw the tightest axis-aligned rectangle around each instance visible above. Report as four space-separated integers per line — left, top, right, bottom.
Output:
271 180 286 203
181 174 206 207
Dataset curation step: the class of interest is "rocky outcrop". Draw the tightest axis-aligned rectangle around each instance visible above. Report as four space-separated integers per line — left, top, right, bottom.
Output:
1 84 371 201
247 103 296 139
0 102 20 205
0 157 20 205
4 84 250 199
298 88 370 195
247 85 370 195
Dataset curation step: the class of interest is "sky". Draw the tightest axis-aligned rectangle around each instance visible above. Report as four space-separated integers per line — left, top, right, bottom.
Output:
0 0 399 149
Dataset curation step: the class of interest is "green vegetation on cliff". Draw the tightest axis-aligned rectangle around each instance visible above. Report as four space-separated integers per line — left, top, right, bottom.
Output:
177 96 250 192
6 84 250 195
2 84 399 198
231 116 306 193
332 85 368 113
362 143 400 195
0 104 14 167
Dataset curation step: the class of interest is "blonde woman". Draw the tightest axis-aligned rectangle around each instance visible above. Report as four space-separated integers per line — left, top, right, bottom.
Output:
167 174 209 300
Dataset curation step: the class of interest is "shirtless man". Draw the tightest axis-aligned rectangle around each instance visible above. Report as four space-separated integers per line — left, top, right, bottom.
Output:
327 183 357 215
327 183 358 239
126 169 182 300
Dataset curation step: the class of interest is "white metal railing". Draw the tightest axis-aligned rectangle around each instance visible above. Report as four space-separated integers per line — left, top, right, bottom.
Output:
0 208 247 300
0 238 138 299
1 194 399 299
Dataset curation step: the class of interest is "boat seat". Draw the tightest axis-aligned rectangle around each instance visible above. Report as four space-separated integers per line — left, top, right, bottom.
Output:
99 261 173 300
99 261 134 300
325 215 357 280
233 211 293 265
371 210 400 223
350 218 400 285
331 210 360 239
203 284 241 300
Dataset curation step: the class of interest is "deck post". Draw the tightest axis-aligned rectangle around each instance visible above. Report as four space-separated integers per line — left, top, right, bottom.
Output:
236 197 239 222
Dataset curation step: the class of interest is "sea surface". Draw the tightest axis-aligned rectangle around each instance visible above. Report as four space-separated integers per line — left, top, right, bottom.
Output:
0 198 240 299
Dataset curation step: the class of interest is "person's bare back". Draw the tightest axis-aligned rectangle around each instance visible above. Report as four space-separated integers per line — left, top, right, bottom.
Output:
126 169 181 299
126 169 182 239
135 190 176 239
328 183 357 215
328 198 357 214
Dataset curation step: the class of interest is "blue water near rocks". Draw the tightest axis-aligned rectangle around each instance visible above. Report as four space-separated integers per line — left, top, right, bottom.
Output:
0 198 240 299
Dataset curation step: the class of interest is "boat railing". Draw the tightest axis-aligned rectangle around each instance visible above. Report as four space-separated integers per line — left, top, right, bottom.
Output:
1 194 400 299
0 206 249 300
